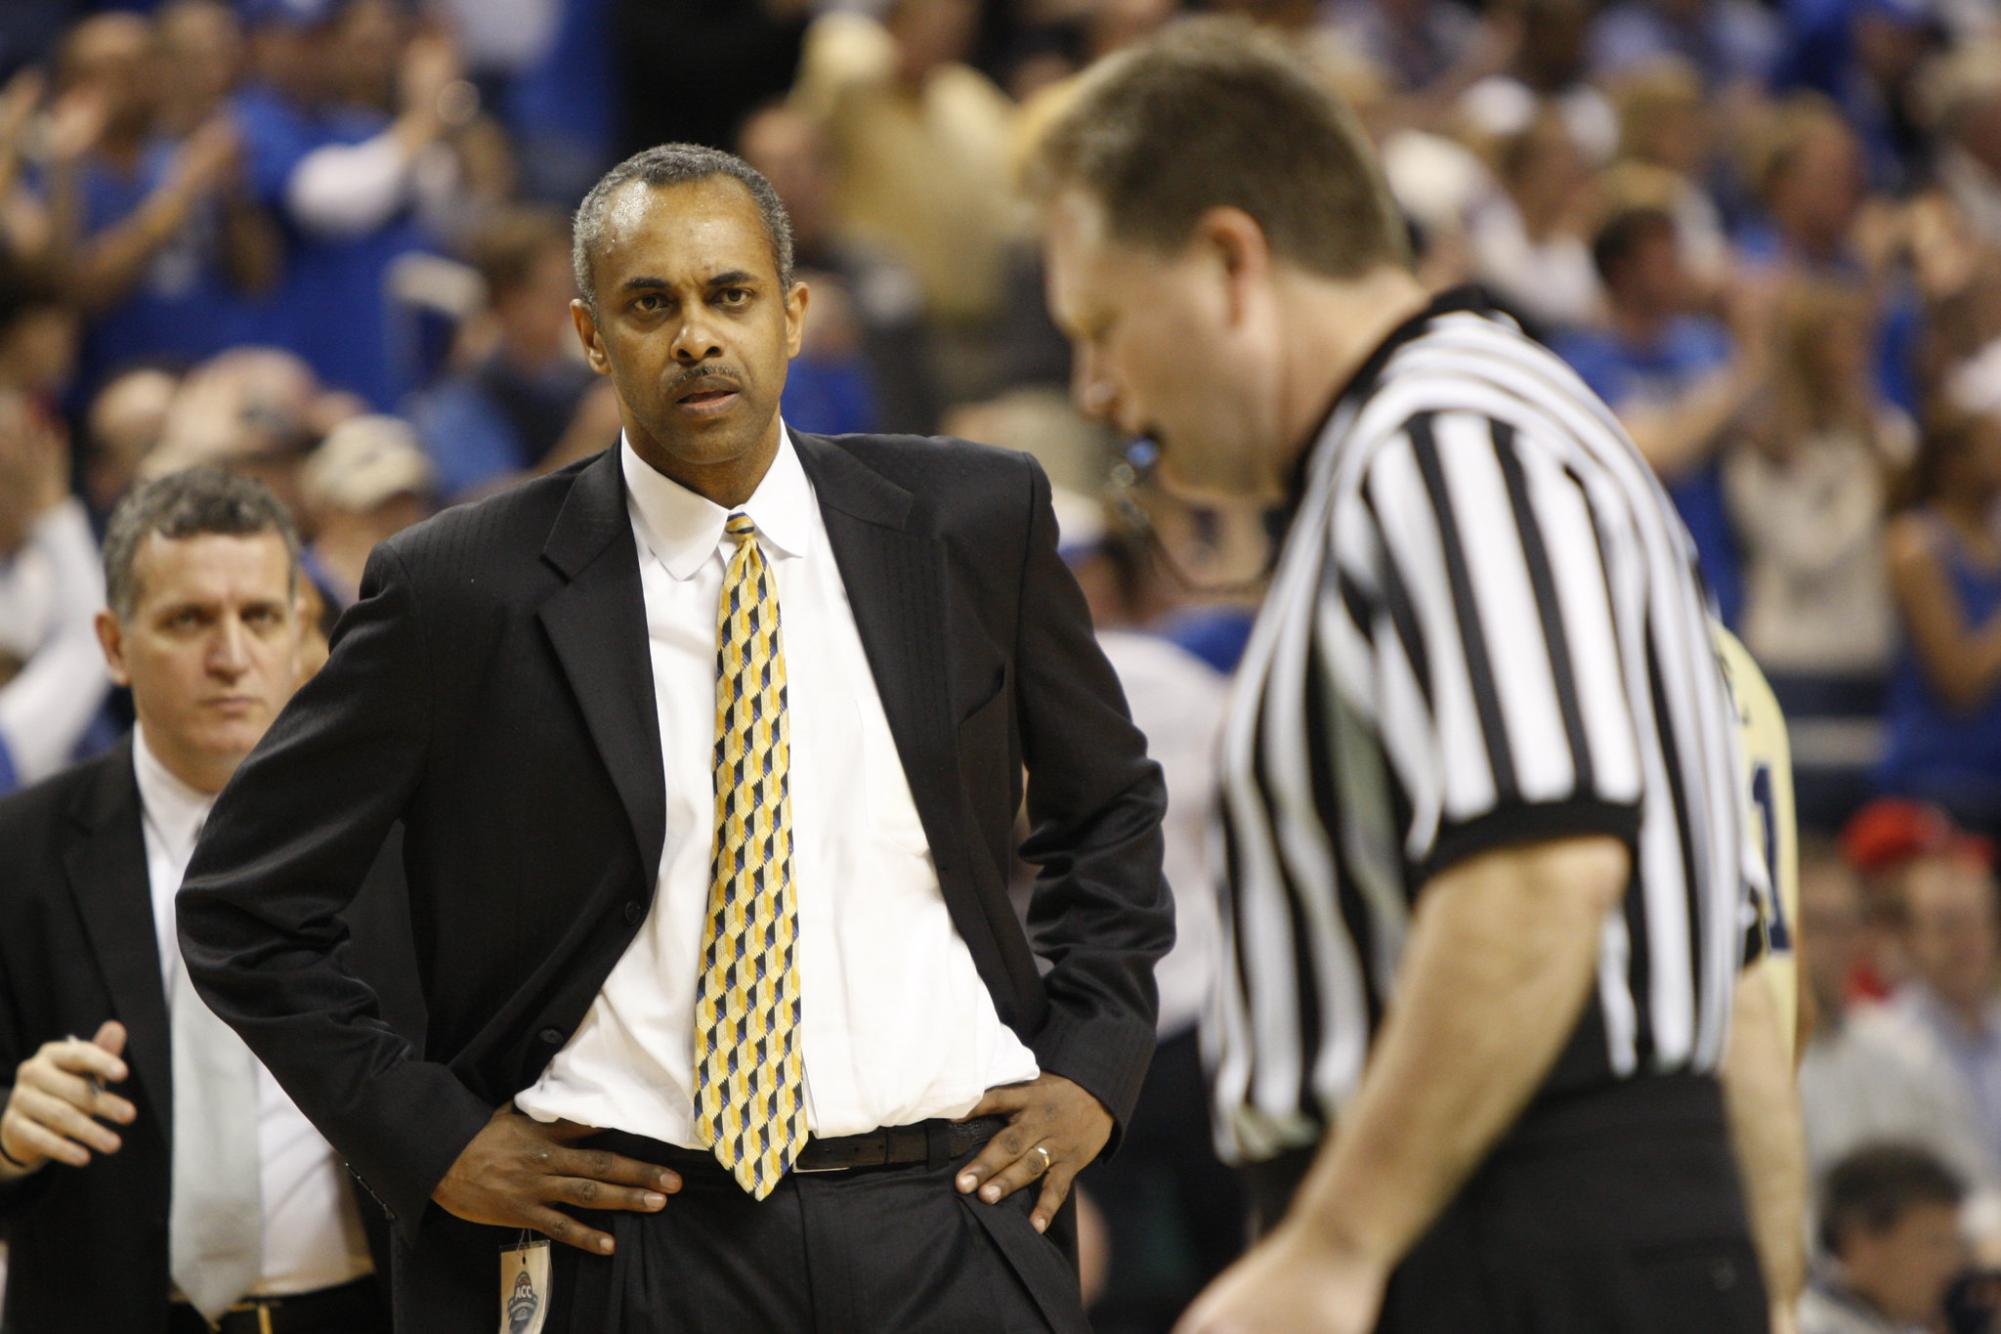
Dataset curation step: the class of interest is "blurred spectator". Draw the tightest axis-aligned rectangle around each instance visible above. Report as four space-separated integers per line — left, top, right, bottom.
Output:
1604 59 1733 279
1728 279 1909 677
1466 108 1603 334
229 0 462 408
1555 204 1764 625
0 391 108 796
1932 43 2001 250
1889 846 2001 1152
81 364 178 523
405 205 597 498
1801 1144 1968 1334
48 10 278 397
298 414 435 608
430 0 612 204
1590 0 1779 92
1877 378 2001 834
1740 95 1870 274
796 0 1021 404
740 101 943 435
1772 0 1940 193
0 69 54 267
146 346 352 525
1329 0 1483 97
1796 836 1997 1196
1458 0 1619 163
1749 95 1929 415
0 259 78 407
154 0 245 138
1841 797 1992 1000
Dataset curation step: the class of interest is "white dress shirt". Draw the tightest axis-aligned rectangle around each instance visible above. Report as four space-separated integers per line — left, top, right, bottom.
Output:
134 728 373 1297
516 430 1037 1145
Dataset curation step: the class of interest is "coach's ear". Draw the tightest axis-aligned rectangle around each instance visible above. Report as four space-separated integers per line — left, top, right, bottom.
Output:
1191 205 1273 331
572 298 611 376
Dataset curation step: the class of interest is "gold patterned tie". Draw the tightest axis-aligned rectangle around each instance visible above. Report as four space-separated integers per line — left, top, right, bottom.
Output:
692 512 808 1197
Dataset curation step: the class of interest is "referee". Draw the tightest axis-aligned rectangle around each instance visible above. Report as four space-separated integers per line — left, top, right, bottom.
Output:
1030 21 1804 1334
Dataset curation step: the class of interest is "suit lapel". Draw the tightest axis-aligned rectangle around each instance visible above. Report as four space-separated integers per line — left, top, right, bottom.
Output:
793 435 1002 971
63 739 173 1139
537 450 668 889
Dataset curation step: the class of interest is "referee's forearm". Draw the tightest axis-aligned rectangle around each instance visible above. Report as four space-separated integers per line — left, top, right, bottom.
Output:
1277 836 1629 1269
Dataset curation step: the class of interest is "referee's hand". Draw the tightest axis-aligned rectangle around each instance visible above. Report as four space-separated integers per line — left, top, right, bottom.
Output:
953 1072 1112 1233
1174 1222 1387 1334
431 1104 681 1256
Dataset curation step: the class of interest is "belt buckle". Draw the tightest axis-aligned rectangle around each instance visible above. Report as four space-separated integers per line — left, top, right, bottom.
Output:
791 1151 846 1174
223 1302 277 1334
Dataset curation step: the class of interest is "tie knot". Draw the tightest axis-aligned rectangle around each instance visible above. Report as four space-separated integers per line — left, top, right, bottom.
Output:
725 513 757 543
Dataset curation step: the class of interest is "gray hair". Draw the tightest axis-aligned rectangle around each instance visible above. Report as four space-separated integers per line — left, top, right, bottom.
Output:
103 465 301 620
571 143 796 315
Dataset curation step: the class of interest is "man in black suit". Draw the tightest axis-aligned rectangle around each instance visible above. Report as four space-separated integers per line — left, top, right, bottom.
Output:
177 144 1171 1331
0 467 420 1334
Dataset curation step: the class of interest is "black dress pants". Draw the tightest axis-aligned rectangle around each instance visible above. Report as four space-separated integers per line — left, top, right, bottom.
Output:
548 1127 1090 1333
1244 1072 1768 1334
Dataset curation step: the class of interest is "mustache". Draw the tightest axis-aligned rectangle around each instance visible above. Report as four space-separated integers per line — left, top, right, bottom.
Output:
670 367 743 396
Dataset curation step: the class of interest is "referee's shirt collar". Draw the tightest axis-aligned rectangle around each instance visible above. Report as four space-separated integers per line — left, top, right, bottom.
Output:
1284 284 1500 513
620 425 814 581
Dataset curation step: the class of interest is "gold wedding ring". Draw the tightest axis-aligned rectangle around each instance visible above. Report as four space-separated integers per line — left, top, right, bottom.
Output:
1033 1144 1052 1172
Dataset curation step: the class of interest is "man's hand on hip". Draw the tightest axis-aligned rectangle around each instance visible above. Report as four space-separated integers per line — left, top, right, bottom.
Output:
431 1104 682 1255
954 1072 1112 1233
0 1020 134 1178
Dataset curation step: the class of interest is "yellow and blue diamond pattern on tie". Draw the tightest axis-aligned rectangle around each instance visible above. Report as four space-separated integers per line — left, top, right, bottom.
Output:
692 513 808 1199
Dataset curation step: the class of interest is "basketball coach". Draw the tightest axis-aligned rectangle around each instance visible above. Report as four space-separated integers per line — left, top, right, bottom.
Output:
1030 20 1804 1334
176 143 1170 1332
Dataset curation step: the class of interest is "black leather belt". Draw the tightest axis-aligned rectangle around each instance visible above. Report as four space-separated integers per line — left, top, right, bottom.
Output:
167 1276 380 1334
792 1115 1006 1172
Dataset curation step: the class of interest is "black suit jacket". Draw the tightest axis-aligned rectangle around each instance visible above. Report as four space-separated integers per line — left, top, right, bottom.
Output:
0 738 422 1334
177 434 1172 1312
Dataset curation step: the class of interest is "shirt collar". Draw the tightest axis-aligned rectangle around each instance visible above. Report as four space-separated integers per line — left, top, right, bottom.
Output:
1283 284 1504 514
132 725 215 864
620 424 814 582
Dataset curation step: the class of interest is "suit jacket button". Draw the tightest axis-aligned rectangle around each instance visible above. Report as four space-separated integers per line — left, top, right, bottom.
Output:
539 1028 564 1045
623 900 643 925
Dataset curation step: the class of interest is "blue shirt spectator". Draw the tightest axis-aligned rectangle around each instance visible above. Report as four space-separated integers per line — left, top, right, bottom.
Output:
1560 319 1744 627
1553 208 1753 627
232 82 439 409
1876 393 2001 835
403 206 596 499
68 141 258 385
1877 517 2001 829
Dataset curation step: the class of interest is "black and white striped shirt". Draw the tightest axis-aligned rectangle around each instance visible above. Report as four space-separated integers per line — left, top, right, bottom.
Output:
1207 288 1760 1164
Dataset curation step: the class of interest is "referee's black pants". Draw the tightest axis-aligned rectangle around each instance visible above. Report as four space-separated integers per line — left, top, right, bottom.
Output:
1245 1072 1767 1333
544 1125 1090 1333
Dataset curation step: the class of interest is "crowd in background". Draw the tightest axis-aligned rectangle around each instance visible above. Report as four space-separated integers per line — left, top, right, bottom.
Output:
7 0 2001 1329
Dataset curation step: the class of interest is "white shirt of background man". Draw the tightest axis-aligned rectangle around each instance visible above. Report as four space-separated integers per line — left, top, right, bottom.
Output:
134 726 374 1297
